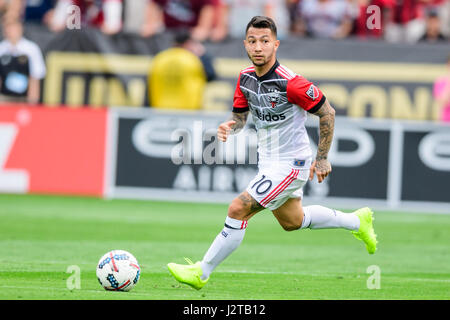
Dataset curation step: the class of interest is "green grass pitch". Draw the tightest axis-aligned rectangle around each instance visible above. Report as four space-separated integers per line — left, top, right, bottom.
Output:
0 193 449 300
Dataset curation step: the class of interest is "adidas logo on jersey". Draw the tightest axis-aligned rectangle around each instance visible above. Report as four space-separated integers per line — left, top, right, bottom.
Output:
255 109 286 122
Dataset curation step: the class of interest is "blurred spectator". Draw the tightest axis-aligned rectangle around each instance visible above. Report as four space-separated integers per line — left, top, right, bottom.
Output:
0 19 46 104
268 0 295 39
148 30 213 110
174 29 217 81
0 0 55 27
0 0 22 21
209 0 227 41
139 0 164 37
433 54 450 122
23 0 55 24
122 0 147 34
140 0 218 42
383 0 426 43
287 0 305 35
419 8 447 42
439 0 450 37
49 0 123 35
299 0 358 39
210 0 290 41
0 0 8 19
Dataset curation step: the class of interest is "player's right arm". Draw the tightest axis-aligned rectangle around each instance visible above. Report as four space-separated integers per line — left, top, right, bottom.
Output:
217 111 249 142
218 72 249 142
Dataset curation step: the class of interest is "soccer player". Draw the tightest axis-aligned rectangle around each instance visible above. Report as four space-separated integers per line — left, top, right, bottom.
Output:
167 16 377 290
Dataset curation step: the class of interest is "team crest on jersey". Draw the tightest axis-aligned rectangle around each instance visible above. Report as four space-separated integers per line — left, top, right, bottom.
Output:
267 88 281 108
306 84 320 101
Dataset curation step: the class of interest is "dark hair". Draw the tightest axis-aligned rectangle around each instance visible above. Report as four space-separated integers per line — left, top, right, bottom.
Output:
426 8 439 18
173 29 191 45
245 16 277 37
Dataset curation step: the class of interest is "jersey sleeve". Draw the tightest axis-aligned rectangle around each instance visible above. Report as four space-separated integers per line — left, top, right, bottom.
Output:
286 75 326 113
232 75 249 113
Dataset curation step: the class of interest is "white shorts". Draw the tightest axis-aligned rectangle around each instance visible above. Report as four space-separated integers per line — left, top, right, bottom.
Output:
246 158 312 210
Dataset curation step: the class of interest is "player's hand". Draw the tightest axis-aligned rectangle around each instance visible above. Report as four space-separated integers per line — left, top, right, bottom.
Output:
217 120 236 142
309 159 332 183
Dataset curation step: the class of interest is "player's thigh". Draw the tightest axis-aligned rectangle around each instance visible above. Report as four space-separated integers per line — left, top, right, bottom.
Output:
272 197 305 231
228 191 265 221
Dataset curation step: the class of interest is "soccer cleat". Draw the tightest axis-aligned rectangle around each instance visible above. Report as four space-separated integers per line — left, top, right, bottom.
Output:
351 207 378 254
167 257 209 290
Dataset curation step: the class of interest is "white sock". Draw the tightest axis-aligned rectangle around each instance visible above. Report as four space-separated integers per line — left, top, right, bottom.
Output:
200 216 247 280
301 205 360 231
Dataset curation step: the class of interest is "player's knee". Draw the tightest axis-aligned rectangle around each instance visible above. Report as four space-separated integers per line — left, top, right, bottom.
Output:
281 222 302 232
228 199 246 220
280 216 303 231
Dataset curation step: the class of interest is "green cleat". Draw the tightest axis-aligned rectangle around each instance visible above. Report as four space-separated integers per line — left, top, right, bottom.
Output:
351 207 378 254
167 258 209 290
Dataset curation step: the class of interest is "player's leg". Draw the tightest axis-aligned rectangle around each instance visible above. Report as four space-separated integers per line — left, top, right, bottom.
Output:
302 203 377 254
259 161 376 253
167 191 264 290
272 198 360 231
272 198 377 254
199 191 264 280
266 166 360 232
271 197 304 231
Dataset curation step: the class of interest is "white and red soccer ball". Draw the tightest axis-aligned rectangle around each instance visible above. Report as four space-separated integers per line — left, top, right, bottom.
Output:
96 250 140 292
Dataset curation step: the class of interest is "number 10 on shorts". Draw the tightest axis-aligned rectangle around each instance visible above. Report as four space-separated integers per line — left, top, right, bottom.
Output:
251 175 273 195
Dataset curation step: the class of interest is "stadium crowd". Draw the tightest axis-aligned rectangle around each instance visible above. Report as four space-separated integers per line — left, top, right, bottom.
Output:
0 1 449 121
0 0 449 43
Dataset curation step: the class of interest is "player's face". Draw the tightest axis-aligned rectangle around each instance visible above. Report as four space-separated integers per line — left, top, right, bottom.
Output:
244 27 279 67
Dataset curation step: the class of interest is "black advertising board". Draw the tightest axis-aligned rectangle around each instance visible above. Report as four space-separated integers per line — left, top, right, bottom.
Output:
304 126 390 200
112 112 258 198
401 128 450 202
106 109 450 212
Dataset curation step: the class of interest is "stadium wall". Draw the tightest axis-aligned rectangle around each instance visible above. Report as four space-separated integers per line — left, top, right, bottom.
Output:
2 105 448 213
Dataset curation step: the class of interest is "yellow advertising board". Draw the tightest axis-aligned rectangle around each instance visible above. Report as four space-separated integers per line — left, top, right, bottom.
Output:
44 52 445 121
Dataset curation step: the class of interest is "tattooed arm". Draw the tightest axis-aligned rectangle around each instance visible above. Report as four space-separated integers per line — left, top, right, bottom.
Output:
217 111 249 142
309 99 335 183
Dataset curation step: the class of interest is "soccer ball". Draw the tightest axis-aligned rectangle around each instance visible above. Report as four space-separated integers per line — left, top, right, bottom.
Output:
96 250 140 292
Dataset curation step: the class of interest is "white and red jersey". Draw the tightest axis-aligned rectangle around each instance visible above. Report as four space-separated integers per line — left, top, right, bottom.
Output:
232 60 325 164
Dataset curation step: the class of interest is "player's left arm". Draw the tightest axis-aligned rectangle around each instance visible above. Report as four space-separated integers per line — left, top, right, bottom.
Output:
310 98 335 183
286 75 335 183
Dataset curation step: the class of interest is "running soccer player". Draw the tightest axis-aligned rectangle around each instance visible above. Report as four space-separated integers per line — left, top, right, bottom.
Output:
167 16 377 290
